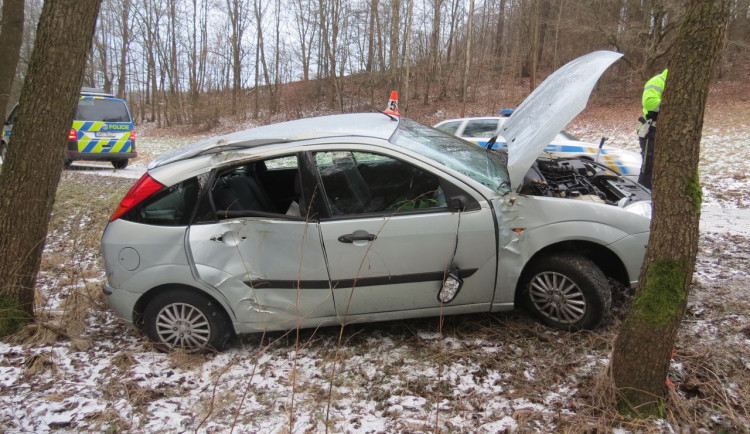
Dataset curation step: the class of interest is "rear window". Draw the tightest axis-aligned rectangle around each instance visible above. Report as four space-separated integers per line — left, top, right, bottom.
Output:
76 98 131 123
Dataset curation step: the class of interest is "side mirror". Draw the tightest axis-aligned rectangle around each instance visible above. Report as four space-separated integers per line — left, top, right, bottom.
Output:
448 198 465 212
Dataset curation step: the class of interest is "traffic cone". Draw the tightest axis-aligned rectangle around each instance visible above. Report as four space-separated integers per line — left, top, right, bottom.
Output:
384 91 400 116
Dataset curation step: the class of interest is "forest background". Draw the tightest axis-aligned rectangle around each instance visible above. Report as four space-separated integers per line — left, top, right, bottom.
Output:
5 0 750 127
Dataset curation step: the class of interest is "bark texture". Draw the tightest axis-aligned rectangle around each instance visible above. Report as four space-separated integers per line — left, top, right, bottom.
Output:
0 0 102 334
0 0 24 117
610 0 730 415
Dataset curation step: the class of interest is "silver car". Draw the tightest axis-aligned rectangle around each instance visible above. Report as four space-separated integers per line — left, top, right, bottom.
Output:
102 51 650 351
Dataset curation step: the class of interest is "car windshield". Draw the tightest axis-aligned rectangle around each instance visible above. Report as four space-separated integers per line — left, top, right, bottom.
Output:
76 99 131 123
391 118 510 194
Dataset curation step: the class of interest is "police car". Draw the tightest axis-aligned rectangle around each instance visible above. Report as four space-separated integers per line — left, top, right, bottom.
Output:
434 113 642 180
1 87 136 169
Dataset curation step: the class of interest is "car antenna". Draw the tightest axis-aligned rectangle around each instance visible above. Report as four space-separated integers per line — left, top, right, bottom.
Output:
381 90 400 120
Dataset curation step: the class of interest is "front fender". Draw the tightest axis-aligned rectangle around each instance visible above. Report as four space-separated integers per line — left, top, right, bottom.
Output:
494 220 643 306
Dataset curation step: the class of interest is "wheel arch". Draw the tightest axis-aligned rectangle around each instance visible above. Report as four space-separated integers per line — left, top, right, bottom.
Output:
132 283 235 333
514 240 629 306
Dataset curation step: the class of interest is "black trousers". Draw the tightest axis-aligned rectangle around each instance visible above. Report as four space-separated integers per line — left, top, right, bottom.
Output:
638 129 655 189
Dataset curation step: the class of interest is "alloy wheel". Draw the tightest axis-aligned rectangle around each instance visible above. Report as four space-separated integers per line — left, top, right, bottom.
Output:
528 271 587 325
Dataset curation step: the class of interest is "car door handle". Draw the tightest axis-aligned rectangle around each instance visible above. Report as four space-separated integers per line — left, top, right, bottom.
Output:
337 230 377 243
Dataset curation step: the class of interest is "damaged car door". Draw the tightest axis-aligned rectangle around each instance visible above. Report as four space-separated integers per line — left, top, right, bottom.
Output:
187 154 336 331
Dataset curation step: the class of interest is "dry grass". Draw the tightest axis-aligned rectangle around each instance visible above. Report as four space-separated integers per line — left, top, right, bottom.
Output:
1 87 749 431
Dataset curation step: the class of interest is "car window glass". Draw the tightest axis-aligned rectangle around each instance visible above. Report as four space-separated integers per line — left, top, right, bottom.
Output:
123 177 201 226
462 119 499 138
435 121 462 135
211 155 303 219
76 99 131 122
314 150 446 217
390 119 510 193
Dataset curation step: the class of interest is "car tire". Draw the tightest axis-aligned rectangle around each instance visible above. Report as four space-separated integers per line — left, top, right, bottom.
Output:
112 159 128 169
520 253 611 330
143 290 233 352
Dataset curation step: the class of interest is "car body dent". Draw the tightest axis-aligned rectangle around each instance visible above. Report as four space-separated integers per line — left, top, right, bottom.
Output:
490 192 650 304
187 215 336 331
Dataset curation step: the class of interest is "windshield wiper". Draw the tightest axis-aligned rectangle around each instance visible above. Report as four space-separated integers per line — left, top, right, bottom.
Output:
485 133 499 150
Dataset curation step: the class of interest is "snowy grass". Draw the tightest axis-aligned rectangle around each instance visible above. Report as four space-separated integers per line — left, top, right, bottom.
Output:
1 94 750 432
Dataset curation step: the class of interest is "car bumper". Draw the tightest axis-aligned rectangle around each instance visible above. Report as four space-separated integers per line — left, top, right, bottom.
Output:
103 282 140 328
67 151 137 161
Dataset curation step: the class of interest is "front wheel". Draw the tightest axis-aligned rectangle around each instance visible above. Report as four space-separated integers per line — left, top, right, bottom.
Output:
520 254 611 330
143 290 233 352
112 159 128 169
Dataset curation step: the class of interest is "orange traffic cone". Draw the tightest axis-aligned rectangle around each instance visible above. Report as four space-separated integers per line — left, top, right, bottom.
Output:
384 91 400 116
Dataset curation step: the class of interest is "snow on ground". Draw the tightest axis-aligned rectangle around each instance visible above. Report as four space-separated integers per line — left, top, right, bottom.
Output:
1 100 749 432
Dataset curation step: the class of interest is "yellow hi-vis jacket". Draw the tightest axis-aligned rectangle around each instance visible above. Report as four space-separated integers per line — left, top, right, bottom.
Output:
642 69 668 116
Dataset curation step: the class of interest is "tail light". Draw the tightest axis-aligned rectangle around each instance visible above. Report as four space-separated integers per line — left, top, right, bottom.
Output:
110 173 164 222
68 128 77 141
130 129 136 146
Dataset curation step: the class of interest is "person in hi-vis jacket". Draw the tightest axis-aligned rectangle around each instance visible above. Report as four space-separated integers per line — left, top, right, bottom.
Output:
637 69 668 189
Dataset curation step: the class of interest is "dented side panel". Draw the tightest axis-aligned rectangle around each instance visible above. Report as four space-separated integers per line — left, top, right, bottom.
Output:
187 218 335 330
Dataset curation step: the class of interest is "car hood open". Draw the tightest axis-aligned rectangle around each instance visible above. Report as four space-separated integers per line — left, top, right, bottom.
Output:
500 50 623 191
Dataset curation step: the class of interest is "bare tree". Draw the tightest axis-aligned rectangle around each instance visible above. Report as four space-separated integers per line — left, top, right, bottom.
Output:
460 0 474 117
0 0 102 335
0 0 25 117
610 0 731 416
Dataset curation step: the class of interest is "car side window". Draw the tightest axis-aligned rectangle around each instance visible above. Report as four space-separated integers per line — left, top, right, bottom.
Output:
435 121 462 135
462 119 499 138
313 150 446 217
210 155 303 220
122 176 202 226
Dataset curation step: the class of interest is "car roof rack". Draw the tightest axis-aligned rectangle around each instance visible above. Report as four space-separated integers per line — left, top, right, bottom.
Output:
80 87 116 98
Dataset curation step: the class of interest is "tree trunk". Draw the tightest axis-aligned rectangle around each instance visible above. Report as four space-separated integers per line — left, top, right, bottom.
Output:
460 0 474 117
366 0 378 72
610 0 730 416
527 0 541 90
401 0 413 114
423 0 442 104
493 0 506 60
0 0 25 117
0 0 101 334
389 0 400 88
116 0 131 99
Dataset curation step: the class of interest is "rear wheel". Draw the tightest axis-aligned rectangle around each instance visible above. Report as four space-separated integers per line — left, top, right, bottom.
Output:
143 290 232 352
520 254 611 330
112 159 128 169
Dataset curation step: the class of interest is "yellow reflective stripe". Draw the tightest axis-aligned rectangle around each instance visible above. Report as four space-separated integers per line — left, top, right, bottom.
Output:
113 133 131 152
77 135 92 152
72 120 85 130
90 139 106 153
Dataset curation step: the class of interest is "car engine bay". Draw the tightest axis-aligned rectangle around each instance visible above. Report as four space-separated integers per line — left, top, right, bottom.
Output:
521 157 651 206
